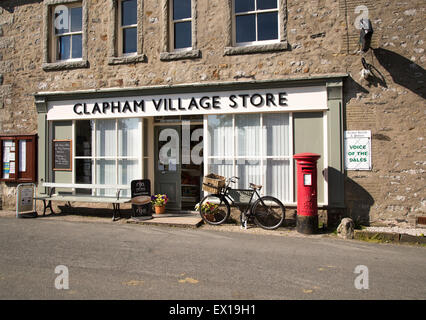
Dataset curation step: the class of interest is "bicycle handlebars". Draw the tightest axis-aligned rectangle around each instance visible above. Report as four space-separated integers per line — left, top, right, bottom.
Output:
227 176 240 184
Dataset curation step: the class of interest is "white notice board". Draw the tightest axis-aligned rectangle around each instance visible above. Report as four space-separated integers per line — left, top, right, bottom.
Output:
344 130 372 170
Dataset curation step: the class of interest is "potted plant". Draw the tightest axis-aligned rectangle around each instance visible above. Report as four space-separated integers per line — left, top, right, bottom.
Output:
151 194 168 214
195 201 218 222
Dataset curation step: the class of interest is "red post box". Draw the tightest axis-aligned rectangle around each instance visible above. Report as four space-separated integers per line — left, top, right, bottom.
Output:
293 153 321 234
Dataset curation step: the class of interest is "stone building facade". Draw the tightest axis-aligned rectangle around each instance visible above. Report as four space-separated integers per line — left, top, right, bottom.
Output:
0 0 424 227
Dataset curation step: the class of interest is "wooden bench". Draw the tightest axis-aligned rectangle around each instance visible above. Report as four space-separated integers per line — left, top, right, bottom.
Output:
35 183 131 221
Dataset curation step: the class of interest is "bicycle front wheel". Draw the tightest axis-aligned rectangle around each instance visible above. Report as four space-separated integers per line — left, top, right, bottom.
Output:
198 194 230 225
252 196 285 230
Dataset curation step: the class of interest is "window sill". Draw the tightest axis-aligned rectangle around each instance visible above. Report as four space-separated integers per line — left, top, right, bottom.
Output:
224 42 288 56
42 60 89 71
160 49 201 61
108 54 147 65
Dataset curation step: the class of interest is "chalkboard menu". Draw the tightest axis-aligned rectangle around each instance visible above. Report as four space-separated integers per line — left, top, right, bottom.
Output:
131 179 151 198
53 140 72 171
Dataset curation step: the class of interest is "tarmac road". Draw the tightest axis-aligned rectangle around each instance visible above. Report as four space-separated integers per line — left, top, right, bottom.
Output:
0 216 425 300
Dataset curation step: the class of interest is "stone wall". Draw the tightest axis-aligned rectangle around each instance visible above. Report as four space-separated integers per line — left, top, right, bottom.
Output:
0 0 424 226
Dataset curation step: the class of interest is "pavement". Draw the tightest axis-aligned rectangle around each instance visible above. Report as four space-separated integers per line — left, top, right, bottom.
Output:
4 208 426 245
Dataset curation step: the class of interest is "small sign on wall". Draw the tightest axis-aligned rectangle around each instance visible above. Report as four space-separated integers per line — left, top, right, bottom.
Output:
53 140 72 171
344 130 372 170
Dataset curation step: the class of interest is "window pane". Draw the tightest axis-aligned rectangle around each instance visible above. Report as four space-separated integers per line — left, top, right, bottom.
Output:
118 118 140 157
236 160 262 190
122 0 137 26
235 0 254 13
96 120 116 157
71 34 82 58
96 160 116 196
173 0 191 20
236 14 256 43
208 115 233 158
58 35 70 60
75 159 92 185
208 160 233 181
265 159 290 201
119 160 140 197
174 21 191 49
236 114 261 157
256 0 277 10
54 8 69 34
263 113 289 156
70 7 82 32
123 27 137 53
75 120 92 156
258 12 278 41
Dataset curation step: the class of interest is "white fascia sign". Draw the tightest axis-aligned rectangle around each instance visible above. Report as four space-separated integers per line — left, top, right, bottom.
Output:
46 86 327 120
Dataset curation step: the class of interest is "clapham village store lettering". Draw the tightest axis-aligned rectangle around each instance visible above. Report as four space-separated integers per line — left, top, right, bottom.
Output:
72 92 289 117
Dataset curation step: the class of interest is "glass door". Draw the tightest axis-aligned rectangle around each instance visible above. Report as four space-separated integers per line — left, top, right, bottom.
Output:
154 126 181 210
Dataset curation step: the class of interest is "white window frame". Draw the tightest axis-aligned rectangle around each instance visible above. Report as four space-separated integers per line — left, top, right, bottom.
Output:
72 118 143 196
170 0 193 51
160 0 200 61
204 112 294 205
232 0 280 47
51 2 83 62
118 0 138 56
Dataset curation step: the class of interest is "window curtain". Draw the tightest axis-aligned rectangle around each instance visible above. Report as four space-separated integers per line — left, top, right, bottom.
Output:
207 113 290 203
263 113 291 201
118 119 140 197
96 120 116 195
95 118 140 196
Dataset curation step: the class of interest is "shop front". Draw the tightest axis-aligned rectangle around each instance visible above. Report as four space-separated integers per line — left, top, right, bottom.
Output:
34 76 346 211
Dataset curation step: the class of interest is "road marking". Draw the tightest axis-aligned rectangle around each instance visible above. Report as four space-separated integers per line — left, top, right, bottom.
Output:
178 277 199 284
123 280 144 286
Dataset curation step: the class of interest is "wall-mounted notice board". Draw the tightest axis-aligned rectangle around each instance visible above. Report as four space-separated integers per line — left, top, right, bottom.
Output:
0 134 37 183
53 139 72 171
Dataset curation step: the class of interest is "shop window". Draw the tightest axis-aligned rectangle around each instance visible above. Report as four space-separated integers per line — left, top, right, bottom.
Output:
224 0 288 55
0 135 37 183
108 0 146 65
72 119 143 197
160 0 201 61
42 0 88 71
206 113 292 203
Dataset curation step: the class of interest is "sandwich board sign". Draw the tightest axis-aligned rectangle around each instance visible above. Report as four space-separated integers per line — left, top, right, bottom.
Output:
16 183 37 218
344 130 372 171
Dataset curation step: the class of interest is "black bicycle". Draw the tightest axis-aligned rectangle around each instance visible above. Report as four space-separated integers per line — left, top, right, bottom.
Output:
198 176 285 230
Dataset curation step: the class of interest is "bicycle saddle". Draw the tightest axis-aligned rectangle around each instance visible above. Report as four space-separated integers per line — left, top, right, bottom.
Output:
249 183 262 190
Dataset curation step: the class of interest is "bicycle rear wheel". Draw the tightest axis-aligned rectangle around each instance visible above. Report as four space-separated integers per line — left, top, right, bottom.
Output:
198 194 230 225
251 196 285 230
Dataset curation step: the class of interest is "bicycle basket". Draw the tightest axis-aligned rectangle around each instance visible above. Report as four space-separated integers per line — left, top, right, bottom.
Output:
202 173 225 193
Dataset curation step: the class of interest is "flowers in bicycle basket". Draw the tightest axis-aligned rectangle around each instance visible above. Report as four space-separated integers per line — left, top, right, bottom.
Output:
195 201 218 213
151 194 169 207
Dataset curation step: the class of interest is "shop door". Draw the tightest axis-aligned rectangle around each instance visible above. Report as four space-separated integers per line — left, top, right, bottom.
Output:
154 126 181 210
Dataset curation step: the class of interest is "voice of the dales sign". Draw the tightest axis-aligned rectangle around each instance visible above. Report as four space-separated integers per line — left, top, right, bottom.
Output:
46 86 327 120
344 130 372 171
